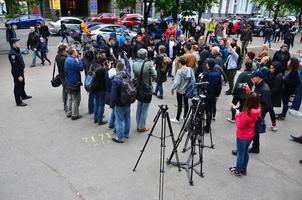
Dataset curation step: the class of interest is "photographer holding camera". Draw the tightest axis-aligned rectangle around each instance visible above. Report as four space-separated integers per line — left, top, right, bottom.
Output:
200 58 223 133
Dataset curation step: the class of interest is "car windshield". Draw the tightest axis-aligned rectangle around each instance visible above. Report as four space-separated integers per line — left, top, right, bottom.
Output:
90 25 102 31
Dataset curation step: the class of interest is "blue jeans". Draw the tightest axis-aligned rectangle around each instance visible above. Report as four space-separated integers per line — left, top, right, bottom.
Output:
109 107 116 128
136 101 150 129
88 92 95 114
236 138 251 172
115 106 131 140
292 82 302 111
154 82 163 97
281 95 290 117
94 91 106 123
31 50 41 65
264 37 272 48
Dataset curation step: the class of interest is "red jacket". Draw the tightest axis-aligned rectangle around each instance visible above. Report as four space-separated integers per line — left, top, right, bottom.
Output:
165 28 176 40
235 108 261 140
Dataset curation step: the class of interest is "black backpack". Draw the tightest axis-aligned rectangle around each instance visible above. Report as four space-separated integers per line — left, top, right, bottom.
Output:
119 76 137 105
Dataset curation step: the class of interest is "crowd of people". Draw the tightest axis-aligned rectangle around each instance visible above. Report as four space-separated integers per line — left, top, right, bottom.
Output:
6 16 302 176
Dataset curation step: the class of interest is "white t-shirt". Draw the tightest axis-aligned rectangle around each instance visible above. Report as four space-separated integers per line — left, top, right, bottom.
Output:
169 41 175 58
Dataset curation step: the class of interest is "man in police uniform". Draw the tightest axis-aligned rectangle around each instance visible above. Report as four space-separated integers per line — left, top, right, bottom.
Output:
8 38 32 106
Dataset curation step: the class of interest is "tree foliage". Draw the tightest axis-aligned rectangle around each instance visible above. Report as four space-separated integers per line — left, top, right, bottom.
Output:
114 0 137 11
6 0 42 16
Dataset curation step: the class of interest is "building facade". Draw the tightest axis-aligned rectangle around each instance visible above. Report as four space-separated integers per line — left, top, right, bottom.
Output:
42 0 113 18
204 0 256 18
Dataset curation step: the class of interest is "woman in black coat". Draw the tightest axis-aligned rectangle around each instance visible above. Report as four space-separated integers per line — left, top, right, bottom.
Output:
268 61 284 107
267 61 283 130
277 58 301 120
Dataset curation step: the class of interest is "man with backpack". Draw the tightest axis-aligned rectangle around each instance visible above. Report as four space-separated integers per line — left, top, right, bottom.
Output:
110 62 135 143
133 48 157 133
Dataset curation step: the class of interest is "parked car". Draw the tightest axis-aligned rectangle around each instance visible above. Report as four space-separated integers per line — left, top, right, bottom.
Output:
249 15 266 21
5 15 44 29
117 14 142 27
89 13 118 24
248 19 271 37
90 24 137 41
48 17 82 35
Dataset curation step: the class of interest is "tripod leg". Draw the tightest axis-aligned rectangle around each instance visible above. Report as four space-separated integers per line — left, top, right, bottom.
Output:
159 113 166 200
209 128 215 148
167 106 192 163
166 113 181 171
198 136 204 177
189 137 195 186
133 110 161 171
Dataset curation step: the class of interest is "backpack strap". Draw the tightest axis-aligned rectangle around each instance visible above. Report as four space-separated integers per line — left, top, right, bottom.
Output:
137 59 149 85
52 61 57 80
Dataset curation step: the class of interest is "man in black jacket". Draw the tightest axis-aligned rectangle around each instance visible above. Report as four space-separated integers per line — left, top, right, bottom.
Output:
6 25 16 47
39 22 50 45
250 71 272 153
8 38 32 106
27 26 41 67
55 43 68 111
240 26 253 56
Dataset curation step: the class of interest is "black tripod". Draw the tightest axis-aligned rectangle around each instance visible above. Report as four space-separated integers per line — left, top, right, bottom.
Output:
133 105 181 200
167 95 214 185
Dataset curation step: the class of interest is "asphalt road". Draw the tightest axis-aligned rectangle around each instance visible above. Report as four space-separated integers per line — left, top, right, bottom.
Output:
0 29 301 200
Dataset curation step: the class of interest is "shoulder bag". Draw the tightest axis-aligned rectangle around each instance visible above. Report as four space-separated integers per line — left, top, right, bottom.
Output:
51 62 62 87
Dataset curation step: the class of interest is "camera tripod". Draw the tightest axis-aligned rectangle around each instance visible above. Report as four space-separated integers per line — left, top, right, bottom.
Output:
133 105 181 200
167 95 214 186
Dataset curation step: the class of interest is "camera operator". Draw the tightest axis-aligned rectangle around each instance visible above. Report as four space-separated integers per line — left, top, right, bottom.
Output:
200 58 222 133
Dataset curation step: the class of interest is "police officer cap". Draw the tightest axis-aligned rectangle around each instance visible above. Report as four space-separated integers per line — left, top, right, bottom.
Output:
251 71 264 79
10 38 20 44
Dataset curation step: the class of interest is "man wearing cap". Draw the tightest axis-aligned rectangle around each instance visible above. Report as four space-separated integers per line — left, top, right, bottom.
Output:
8 38 32 107
249 71 272 153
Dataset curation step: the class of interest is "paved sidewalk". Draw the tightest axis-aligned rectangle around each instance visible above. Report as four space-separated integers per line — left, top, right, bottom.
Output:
0 33 301 200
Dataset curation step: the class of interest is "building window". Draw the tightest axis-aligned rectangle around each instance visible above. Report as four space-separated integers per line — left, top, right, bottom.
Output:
66 0 76 9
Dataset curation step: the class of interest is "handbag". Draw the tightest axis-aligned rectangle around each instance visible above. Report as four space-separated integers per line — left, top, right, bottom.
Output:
135 60 152 103
51 62 61 87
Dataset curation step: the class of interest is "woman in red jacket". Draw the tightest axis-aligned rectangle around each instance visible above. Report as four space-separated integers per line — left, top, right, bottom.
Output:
229 93 261 176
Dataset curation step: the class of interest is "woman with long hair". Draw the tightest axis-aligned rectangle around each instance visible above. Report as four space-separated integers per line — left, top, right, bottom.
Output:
277 58 301 120
229 93 261 176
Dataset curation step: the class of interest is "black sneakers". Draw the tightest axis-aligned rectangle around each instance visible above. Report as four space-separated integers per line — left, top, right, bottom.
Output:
16 102 27 107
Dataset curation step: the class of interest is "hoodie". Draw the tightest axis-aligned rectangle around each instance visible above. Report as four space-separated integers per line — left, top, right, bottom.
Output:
171 66 195 94
235 108 261 140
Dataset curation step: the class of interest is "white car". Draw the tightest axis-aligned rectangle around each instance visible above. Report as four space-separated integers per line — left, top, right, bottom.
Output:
90 24 137 41
48 17 82 35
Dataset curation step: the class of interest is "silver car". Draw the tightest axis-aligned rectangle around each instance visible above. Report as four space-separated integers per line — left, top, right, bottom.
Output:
48 17 82 35
90 24 137 41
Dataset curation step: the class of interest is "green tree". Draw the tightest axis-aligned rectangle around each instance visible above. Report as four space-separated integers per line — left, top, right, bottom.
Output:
252 0 287 21
114 0 137 11
6 0 41 16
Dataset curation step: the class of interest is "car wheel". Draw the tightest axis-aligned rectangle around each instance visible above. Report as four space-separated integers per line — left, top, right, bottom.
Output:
12 24 17 30
259 30 264 37
58 30 62 36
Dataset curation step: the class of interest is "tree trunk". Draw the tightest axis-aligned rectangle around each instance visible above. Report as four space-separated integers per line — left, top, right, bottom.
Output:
299 7 302 25
143 0 153 30
225 0 231 16
273 4 280 22
171 0 179 23
218 0 223 18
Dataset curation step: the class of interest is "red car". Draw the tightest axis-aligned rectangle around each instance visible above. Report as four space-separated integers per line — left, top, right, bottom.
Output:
118 14 142 27
89 13 118 24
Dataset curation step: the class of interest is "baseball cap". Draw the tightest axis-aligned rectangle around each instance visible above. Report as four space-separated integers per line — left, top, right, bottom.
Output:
251 71 264 79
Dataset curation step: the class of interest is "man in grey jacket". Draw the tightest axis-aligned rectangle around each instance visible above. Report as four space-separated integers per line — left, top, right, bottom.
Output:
133 48 157 132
